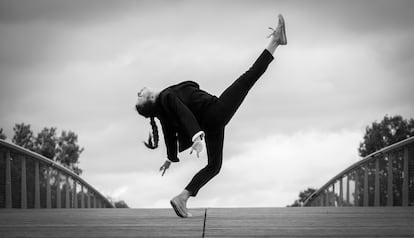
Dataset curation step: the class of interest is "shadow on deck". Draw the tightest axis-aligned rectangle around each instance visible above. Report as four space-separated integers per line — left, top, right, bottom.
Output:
1 207 414 237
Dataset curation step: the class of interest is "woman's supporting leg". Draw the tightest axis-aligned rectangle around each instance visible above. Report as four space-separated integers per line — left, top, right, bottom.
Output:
185 128 225 196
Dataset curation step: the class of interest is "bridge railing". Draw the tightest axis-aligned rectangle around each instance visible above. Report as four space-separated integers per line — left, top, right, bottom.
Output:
0 139 113 208
304 136 414 207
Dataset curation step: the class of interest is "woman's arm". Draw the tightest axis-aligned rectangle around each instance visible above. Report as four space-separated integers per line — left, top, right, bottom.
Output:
162 92 204 143
160 119 179 162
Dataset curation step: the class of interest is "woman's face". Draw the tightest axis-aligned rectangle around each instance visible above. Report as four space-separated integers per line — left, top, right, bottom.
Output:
136 87 153 107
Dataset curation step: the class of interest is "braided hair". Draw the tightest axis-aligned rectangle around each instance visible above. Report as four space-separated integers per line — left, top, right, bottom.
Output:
135 101 159 149
144 117 159 149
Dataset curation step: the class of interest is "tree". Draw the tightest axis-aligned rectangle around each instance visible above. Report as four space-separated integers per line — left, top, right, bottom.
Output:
288 188 316 207
11 123 84 175
114 200 129 208
56 131 84 175
358 115 414 157
12 123 35 150
34 127 58 160
0 128 6 140
106 196 130 208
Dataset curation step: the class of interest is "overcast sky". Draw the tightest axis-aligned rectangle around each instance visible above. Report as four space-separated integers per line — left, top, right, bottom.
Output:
1 0 414 208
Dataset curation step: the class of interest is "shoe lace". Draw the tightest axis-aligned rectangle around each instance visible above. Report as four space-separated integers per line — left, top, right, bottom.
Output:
267 27 278 38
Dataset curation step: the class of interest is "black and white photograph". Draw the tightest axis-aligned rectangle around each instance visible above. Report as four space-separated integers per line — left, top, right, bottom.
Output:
1 0 414 237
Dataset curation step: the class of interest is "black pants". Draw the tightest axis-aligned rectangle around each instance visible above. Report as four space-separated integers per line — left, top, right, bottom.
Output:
185 50 274 196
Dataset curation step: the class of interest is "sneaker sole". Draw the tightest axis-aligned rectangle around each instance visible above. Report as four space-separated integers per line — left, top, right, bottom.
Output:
278 15 287 45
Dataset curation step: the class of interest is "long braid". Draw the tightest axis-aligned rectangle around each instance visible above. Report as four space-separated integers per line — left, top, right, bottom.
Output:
144 117 159 149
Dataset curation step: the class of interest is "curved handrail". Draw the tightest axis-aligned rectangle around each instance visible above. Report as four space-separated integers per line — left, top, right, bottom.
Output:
303 136 414 206
0 139 114 208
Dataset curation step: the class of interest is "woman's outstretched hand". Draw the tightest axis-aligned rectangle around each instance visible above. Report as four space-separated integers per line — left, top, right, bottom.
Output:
159 160 171 176
190 137 204 158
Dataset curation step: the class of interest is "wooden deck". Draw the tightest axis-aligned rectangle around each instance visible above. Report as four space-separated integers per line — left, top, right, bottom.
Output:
1 207 414 237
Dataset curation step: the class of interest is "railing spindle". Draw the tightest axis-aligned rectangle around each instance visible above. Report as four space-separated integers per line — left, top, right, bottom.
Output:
363 165 368 206
65 176 70 208
34 160 40 209
387 153 394 206
346 174 350 206
73 181 77 208
56 171 61 209
21 156 27 209
339 178 343 206
87 190 91 208
374 157 380 206
5 150 12 209
355 170 359 206
403 147 409 206
46 166 51 209
81 185 84 208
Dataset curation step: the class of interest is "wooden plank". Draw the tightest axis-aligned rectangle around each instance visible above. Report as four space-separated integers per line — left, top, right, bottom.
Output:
1 207 414 237
21 156 27 209
5 150 12 209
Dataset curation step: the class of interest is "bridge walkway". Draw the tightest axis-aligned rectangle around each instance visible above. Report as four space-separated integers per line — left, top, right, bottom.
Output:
1 207 413 237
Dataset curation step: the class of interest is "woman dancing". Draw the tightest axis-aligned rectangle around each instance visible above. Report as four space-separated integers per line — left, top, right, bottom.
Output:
135 14 287 218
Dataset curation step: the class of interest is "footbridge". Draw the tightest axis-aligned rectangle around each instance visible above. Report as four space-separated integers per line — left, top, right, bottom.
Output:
0 139 113 209
1 138 414 237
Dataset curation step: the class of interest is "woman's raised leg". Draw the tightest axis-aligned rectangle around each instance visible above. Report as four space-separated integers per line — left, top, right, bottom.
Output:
206 15 286 127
